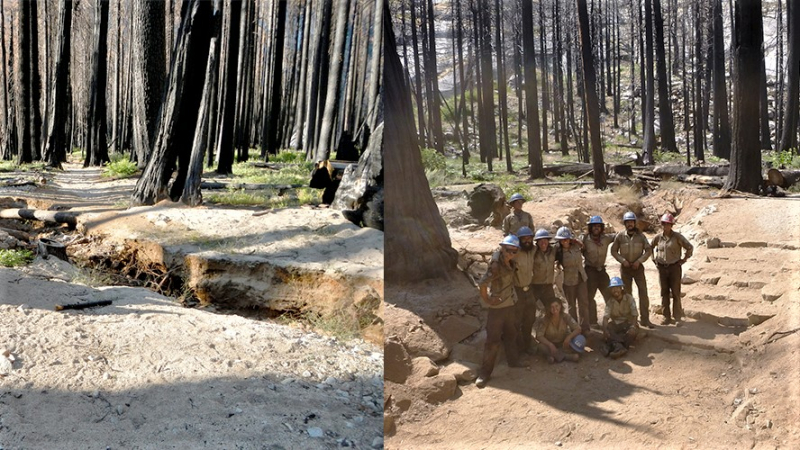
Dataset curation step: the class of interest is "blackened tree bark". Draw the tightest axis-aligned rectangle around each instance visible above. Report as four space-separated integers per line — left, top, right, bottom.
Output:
29 0 41 160
14 0 32 164
84 0 111 167
424 0 444 154
653 0 677 152
409 0 426 144
477 0 497 171
712 0 731 159
725 0 763 193
577 0 606 189
385 1 457 282
521 0 543 178
692 1 705 162
214 0 242 174
131 0 214 205
43 0 73 169
642 0 656 165
539 0 549 151
494 0 511 171
132 0 166 168
260 0 287 159
314 0 350 163
0 0 8 158
757 10 771 150
780 1 800 151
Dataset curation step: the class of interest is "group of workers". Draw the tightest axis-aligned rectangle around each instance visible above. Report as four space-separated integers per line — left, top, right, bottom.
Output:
476 193 694 388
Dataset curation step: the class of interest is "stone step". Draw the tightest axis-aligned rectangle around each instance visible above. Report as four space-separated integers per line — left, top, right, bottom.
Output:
644 318 743 354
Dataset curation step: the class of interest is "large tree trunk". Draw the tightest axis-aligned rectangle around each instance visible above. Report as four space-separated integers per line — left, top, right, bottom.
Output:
724 0 763 194
521 0 543 178
385 1 457 282
653 0 678 152
477 0 497 172
28 0 41 160
642 0 656 165
43 0 73 169
576 0 607 189
424 0 445 154
711 0 732 159
131 0 167 168
15 0 32 164
131 0 214 205
260 0 287 159
84 0 111 167
214 0 242 174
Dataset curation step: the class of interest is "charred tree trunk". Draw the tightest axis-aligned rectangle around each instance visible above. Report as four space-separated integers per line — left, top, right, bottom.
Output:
385 1 457 282
131 0 166 168
15 0 32 164
43 0 73 169
84 0 111 167
653 0 677 152
214 0 242 174
577 0 607 189
725 0 763 194
712 0 732 159
29 0 41 160
642 0 656 165
131 0 214 205
260 0 287 159
477 0 497 172
521 0 543 178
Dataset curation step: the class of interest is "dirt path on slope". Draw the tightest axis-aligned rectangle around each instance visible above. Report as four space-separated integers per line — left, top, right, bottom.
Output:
386 186 800 449
0 163 385 449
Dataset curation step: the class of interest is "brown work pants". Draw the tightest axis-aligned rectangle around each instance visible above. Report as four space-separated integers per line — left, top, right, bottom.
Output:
514 286 538 354
620 264 650 324
606 321 637 349
658 262 683 320
479 305 520 380
530 283 559 310
563 281 590 333
585 266 611 325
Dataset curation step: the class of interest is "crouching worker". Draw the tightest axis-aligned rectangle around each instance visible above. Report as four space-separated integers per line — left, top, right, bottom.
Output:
535 300 583 363
602 277 641 359
476 235 527 388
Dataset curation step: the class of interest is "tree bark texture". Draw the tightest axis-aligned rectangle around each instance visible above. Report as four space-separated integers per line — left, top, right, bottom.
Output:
576 0 607 189
131 0 166 168
84 0 110 167
43 0 73 169
521 0 543 178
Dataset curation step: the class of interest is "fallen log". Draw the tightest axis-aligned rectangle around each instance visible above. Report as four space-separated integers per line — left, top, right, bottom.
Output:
527 180 621 187
765 168 800 188
55 300 112 311
0 227 30 241
543 163 634 178
654 165 730 177
676 174 726 188
199 181 303 191
0 209 77 227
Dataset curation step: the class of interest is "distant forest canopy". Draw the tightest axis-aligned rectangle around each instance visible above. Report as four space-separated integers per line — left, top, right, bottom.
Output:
0 0 382 189
389 0 791 193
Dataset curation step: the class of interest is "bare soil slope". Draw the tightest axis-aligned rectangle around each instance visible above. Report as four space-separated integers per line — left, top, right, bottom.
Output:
386 185 800 449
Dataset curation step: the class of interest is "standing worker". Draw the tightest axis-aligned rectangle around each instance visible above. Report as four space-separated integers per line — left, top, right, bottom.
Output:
512 227 538 354
531 228 560 313
476 235 527 388
580 215 615 327
554 227 590 334
651 213 694 325
502 193 534 236
610 212 654 328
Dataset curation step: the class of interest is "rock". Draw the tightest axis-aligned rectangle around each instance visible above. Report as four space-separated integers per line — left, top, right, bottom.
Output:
372 437 384 449
385 307 451 362
720 241 736 248
307 427 324 438
395 397 412 412
436 315 482 347
383 413 396 436
707 238 721 249
747 313 774 326
738 241 768 248
703 276 721 285
681 275 698 285
411 356 439 379
412 374 458 404
467 184 509 227
761 284 784 302
384 337 412 384
440 361 478 383
457 308 466 316
747 281 766 289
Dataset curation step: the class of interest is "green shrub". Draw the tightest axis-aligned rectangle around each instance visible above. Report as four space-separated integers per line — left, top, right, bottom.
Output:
103 156 138 178
420 147 447 173
271 150 305 163
768 149 800 169
0 249 34 267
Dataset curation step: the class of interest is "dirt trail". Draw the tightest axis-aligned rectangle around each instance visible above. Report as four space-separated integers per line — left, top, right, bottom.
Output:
386 186 800 449
0 164 384 449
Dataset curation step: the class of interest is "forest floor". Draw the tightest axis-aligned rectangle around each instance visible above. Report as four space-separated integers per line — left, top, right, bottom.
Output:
0 162 384 449
385 181 800 449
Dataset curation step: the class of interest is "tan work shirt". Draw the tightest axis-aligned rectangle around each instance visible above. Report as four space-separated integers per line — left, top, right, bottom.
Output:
651 231 694 265
536 313 579 344
580 233 615 269
558 244 588 286
514 248 536 287
479 250 517 309
604 293 639 325
531 246 556 285
611 231 652 264
502 210 534 236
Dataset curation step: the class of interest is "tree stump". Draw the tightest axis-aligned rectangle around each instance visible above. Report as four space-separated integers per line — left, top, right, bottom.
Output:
467 184 508 227
38 238 68 261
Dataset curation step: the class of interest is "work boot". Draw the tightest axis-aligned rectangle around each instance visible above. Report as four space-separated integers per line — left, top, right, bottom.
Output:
475 377 488 388
661 316 673 325
609 343 627 359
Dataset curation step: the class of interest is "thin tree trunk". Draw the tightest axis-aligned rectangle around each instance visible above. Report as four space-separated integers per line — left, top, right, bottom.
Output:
522 0 542 178
43 0 73 169
653 0 677 152
131 0 166 168
642 0 656 165
260 0 287 159
577 0 607 189
712 0 731 159
314 0 350 163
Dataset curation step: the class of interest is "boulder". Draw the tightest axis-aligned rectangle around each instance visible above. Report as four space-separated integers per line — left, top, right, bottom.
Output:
385 307 451 362
383 413 396 436
412 374 458 404
384 337 412 384
411 356 439 379
436 315 482 347
440 361 478 383
707 238 721 249
467 184 509 227
761 284 784 302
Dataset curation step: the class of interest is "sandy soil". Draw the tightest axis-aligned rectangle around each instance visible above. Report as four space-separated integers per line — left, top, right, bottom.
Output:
386 184 800 449
0 164 384 449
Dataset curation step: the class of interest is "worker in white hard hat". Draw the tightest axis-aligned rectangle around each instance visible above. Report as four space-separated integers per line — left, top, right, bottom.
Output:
651 213 694 325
